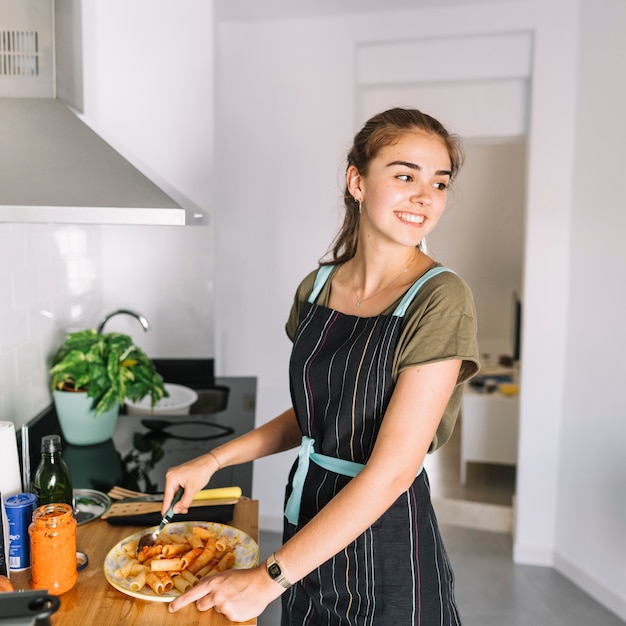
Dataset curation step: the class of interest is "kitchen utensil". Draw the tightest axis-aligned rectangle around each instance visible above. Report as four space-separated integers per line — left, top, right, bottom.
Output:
21 424 30 492
140 418 234 440
107 485 147 500
115 486 241 503
136 488 183 554
103 486 241 517
104 504 235 526
101 487 241 520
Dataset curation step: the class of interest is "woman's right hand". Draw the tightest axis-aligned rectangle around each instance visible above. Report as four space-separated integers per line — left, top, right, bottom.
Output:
161 450 221 516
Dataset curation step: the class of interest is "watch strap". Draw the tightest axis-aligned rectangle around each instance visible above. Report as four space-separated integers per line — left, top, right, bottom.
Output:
266 553 292 589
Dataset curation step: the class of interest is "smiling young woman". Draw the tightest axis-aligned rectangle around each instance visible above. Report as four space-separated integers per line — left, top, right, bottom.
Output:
161 108 479 625
327 124 458 317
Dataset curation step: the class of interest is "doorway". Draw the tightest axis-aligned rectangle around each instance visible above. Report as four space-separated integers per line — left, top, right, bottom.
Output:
425 138 527 532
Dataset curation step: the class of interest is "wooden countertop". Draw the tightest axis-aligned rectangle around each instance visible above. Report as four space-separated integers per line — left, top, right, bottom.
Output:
11 499 259 625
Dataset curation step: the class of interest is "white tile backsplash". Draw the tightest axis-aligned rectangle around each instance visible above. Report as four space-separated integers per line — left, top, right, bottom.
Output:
0 221 215 430
99 224 215 359
0 223 104 429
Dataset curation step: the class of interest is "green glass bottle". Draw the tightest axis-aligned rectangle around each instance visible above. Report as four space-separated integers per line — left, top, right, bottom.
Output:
33 435 74 507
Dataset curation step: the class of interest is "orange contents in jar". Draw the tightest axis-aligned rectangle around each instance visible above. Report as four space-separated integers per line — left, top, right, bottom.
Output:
29 503 77 595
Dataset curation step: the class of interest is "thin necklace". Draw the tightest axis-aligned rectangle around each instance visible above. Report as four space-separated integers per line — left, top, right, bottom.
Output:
352 250 422 308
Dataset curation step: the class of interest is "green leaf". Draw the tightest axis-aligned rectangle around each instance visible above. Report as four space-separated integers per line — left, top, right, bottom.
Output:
49 329 166 417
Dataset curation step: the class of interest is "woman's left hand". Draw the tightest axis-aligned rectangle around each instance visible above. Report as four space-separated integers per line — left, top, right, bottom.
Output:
168 564 283 622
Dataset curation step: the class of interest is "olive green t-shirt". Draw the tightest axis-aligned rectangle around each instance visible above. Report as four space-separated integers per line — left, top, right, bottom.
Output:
285 263 480 452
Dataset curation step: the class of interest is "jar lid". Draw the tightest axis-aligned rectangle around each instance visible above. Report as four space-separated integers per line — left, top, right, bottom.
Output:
76 551 89 571
41 434 62 453
5 492 38 507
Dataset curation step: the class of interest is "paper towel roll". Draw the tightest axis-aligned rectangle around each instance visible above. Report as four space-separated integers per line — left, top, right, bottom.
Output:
0 421 22 499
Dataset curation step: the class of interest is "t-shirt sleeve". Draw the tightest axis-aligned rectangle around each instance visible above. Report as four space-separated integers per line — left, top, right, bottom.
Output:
395 270 479 381
285 269 318 341
393 270 480 451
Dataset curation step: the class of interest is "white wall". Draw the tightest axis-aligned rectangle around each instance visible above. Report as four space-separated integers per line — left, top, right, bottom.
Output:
74 0 216 358
513 0 578 572
552 0 626 614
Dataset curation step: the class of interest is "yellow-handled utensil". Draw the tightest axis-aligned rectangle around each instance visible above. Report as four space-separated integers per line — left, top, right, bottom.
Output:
101 486 242 519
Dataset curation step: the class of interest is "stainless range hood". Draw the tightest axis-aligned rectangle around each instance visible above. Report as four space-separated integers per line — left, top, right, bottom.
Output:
0 0 198 226
0 98 190 225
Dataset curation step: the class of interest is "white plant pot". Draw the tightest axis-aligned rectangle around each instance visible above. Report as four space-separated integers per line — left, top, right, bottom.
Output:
53 390 120 446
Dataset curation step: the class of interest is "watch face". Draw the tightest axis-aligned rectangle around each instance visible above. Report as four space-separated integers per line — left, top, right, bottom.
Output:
268 562 282 579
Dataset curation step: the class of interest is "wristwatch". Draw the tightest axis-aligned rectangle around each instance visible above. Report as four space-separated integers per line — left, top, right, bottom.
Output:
266 553 292 589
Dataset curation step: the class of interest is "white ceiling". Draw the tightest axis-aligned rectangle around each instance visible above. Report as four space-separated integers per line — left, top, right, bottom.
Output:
215 0 512 22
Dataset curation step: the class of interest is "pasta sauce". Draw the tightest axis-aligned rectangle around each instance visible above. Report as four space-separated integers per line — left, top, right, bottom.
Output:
29 503 77 595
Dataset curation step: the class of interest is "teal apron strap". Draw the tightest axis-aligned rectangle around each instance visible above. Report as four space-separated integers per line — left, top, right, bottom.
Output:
392 266 454 317
284 436 365 526
308 265 335 303
285 437 424 526
284 437 316 526
310 450 364 477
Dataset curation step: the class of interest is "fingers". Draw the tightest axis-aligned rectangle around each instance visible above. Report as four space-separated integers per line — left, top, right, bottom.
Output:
162 456 216 516
169 569 267 622
176 487 196 514
162 471 194 516
161 475 187 516
161 480 180 517
169 586 224 616
168 580 214 613
195 593 217 612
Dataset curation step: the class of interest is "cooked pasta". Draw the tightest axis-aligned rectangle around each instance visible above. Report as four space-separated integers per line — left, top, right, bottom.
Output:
114 525 240 596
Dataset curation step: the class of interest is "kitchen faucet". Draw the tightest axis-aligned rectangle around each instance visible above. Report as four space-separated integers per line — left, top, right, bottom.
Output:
96 309 150 334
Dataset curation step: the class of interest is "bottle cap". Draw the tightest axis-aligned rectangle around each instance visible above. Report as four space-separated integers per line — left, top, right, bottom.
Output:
41 434 62 453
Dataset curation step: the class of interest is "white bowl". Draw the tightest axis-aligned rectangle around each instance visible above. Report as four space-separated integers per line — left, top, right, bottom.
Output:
125 383 198 416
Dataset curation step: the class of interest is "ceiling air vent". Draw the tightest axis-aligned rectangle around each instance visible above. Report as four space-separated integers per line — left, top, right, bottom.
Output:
1 30 40 76
0 0 54 97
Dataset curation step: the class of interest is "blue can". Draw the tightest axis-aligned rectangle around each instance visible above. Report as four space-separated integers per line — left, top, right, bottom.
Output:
5 493 37 570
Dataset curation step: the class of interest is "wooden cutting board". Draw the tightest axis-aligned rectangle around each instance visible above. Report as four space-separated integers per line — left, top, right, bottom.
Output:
102 497 240 519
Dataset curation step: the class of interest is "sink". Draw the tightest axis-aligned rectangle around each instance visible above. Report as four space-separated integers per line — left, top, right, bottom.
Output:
189 385 230 414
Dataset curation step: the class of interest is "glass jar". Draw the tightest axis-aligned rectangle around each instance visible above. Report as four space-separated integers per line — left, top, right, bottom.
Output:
29 503 77 595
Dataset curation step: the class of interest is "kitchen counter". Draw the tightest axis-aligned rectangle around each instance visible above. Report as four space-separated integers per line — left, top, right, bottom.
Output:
10 499 259 625
11 361 261 624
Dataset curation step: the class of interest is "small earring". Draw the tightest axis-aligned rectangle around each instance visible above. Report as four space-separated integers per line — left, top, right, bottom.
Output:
355 198 362 214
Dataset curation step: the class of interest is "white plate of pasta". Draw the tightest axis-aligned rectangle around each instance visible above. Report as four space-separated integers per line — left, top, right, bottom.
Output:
103 521 259 602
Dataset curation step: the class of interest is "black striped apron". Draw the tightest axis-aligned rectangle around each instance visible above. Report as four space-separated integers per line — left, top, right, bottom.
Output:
282 265 462 626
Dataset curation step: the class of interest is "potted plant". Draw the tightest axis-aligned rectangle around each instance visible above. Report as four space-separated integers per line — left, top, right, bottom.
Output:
49 329 168 445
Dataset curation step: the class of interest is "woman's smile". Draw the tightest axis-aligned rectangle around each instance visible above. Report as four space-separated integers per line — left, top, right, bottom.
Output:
395 211 425 225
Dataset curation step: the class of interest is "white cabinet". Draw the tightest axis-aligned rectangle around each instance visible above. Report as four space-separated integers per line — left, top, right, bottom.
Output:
460 387 519 484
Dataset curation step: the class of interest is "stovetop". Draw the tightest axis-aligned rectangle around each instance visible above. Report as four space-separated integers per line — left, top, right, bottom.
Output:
22 360 257 498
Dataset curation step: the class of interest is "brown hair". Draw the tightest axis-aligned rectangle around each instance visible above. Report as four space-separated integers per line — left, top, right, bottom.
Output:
323 107 464 265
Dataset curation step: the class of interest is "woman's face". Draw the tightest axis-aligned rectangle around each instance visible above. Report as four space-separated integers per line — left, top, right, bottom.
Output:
349 130 452 249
